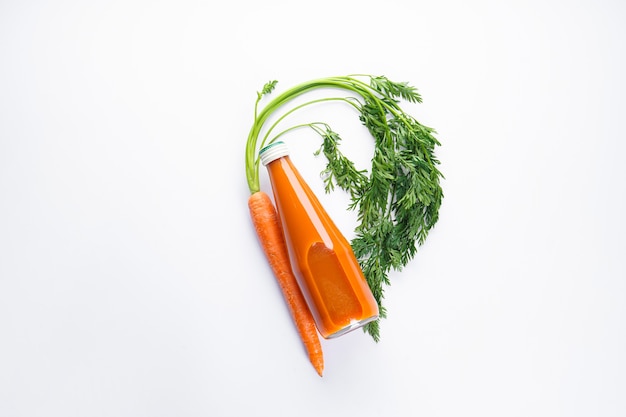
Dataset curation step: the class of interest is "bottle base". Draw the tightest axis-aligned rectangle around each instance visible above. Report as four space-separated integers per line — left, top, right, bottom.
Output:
325 315 379 339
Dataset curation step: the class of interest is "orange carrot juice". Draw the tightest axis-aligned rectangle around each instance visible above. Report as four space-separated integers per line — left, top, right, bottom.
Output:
260 141 379 339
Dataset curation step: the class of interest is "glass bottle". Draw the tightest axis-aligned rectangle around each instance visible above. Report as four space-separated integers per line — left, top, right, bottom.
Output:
260 141 379 339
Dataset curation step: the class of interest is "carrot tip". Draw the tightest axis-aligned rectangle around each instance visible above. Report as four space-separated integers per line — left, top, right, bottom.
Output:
313 361 324 377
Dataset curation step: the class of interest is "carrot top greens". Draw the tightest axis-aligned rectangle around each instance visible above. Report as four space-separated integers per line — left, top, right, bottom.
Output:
245 75 443 341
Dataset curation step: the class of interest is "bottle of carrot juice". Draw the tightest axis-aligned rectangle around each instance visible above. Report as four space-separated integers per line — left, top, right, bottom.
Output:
260 141 379 339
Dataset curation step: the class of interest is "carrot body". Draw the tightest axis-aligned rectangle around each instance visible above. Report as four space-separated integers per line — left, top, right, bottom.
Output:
248 191 324 376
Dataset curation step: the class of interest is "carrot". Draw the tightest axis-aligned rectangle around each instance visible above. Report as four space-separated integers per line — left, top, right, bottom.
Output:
248 191 324 376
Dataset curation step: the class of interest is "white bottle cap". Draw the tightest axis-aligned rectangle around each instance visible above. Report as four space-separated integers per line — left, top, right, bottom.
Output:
259 141 289 166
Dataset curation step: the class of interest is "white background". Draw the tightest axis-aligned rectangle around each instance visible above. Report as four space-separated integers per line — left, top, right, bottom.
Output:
1 0 625 416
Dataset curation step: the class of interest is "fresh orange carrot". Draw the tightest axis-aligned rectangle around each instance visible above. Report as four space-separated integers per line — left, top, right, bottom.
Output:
248 191 324 376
